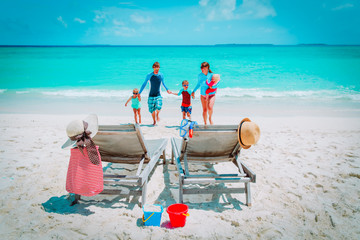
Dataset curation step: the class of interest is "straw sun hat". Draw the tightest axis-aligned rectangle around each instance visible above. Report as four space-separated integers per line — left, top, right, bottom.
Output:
237 118 260 149
61 114 98 149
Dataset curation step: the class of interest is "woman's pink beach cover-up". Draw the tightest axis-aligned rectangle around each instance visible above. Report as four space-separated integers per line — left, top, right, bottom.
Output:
66 146 103 196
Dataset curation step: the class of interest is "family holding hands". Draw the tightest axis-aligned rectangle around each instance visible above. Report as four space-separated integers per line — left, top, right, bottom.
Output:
125 61 220 126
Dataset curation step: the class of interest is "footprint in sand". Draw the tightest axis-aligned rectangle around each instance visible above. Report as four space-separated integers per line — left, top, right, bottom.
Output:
272 182 280 188
307 172 318 178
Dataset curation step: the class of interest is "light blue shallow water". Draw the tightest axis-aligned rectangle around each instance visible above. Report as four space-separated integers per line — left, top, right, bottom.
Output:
0 46 360 109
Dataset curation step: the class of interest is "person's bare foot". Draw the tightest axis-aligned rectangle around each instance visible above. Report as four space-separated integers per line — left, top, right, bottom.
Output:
156 114 160 122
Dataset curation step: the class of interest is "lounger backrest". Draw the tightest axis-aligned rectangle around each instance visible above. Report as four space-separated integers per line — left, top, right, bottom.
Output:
93 124 149 163
184 125 239 161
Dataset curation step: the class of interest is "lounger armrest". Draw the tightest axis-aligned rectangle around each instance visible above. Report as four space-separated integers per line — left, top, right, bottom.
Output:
171 137 181 160
171 138 185 177
139 138 168 185
238 159 256 183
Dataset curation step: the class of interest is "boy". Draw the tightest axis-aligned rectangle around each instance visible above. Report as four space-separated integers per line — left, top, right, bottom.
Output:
171 80 194 120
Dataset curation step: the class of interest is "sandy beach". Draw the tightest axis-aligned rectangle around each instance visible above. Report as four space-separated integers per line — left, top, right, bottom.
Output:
1 0 360 237
0 108 359 239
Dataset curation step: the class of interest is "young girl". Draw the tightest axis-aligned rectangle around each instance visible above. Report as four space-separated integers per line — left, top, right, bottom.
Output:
205 74 220 99
125 88 142 124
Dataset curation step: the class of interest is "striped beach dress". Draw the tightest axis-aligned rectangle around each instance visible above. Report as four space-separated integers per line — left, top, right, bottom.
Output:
66 146 103 196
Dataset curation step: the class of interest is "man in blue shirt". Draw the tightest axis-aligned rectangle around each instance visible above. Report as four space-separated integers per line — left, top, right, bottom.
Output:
139 62 171 125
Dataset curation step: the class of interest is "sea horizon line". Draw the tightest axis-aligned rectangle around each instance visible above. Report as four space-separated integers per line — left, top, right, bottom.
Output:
1 43 360 47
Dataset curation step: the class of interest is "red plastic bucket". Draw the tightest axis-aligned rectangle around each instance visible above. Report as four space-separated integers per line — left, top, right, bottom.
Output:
167 204 189 227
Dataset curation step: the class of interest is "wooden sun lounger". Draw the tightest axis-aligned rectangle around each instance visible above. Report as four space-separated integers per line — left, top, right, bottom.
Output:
90 124 167 206
171 125 256 206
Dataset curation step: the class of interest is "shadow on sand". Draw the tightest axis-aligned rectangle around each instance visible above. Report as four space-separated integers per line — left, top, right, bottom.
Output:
42 195 95 216
155 161 245 213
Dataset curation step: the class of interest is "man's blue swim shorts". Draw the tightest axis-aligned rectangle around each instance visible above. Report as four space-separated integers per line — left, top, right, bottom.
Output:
148 96 163 113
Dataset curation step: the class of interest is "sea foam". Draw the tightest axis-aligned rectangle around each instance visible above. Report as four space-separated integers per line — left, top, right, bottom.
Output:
8 87 360 102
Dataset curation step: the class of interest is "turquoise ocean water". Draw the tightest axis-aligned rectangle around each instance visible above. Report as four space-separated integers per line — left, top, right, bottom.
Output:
1 46 360 115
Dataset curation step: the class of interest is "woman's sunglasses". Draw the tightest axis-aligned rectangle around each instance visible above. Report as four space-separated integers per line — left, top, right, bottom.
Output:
183 84 188 87
133 92 138 95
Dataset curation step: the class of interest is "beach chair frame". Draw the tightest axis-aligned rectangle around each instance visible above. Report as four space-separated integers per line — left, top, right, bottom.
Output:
90 124 167 206
171 125 256 206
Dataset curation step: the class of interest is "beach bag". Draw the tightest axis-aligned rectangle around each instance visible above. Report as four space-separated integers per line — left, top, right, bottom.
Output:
66 146 103 196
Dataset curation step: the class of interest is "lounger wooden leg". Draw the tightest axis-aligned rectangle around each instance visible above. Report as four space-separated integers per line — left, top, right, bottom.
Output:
162 150 166 164
171 150 174 164
245 183 251 207
142 180 148 206
179 176 184 203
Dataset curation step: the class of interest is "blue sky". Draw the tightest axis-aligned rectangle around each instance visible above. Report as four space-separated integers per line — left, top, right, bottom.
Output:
0 0 359 45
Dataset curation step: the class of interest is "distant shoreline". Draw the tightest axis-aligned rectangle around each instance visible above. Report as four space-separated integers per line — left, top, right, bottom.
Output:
1 44 360 48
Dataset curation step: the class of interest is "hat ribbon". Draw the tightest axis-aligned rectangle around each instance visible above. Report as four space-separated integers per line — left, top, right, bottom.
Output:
239 121 250 148
70 121 100 165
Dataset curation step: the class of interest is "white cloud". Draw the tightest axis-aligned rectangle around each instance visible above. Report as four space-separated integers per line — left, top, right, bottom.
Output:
199 0 276 21
74 18 86 24
119 2 135 5
201 0 237 21
259 27 274 33
194 23 205 32
93 11 107 23
106 26 137 37
138 25 162 34
130 13 152 24
241 0 276 19
113 19 125 26
332 3 354 11
199 0 210 7
57 16 67 28
89 7 165 39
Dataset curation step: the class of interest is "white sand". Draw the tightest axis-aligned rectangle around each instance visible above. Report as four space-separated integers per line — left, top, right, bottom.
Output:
0 113 360 239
